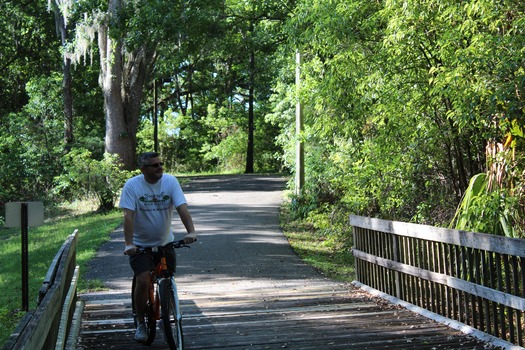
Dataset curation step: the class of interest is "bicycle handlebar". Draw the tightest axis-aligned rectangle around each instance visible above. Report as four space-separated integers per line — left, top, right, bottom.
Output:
135 239 194 253
124 239 196 255
166 239 193 249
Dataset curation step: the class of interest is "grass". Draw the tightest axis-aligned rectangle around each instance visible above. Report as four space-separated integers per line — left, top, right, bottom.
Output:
279 201 355 282
0 201 122 347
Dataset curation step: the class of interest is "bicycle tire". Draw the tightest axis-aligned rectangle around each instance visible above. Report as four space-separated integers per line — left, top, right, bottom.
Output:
159 278 184 350
131 275 156 344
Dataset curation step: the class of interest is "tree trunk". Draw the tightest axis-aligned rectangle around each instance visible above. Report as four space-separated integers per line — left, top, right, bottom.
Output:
63 56 74 148
98 16 133 169
99 0 156 170
49 0 74 149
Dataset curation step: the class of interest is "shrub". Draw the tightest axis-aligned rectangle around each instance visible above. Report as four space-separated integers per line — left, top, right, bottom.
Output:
53 149 136 210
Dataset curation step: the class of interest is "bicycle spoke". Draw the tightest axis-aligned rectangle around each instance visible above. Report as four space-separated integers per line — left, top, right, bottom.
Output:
143 300 157 345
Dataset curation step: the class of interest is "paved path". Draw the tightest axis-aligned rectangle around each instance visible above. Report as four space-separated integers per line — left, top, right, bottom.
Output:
77 175 494 349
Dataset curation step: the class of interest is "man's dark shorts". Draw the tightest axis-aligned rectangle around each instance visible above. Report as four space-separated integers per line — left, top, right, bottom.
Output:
129 246 176 275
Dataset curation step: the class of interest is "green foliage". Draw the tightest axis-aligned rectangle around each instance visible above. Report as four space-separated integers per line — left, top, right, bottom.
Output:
0 74 65 203
53 150 136 210
273 0 525 234
0 0 60 117
451 173 523 237
451 174 488 231
201 104 247 173
135 0 287 174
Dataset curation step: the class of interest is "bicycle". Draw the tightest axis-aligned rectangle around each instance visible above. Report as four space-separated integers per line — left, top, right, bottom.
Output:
131 239 191 349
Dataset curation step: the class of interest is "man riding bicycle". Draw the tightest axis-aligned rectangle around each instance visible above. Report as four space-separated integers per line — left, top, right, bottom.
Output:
119 152 197 343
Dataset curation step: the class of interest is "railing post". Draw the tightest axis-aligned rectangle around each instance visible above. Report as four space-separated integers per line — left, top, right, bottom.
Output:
352 225 359 282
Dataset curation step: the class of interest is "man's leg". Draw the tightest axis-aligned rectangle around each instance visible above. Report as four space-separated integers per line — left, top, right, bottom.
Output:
129 253 153 342
165 246 177 274
134 271 149 322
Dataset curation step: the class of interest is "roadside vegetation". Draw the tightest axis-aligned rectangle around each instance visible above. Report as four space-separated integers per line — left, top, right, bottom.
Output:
280 195 355 282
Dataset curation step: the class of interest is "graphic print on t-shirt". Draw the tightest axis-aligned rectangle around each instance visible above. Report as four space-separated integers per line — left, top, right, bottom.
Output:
138 192 172 213
139 193 170 203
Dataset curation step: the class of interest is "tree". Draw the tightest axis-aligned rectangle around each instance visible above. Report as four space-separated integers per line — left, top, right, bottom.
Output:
69 0 228 171
47 0 74 147
270 0 525 236
0 0 65 203
211 0 290 173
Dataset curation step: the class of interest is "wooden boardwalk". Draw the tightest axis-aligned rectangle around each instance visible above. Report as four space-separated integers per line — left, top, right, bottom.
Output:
77 282 496 349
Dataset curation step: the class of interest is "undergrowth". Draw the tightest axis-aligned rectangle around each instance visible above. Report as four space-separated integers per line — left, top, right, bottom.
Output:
280 196 355 282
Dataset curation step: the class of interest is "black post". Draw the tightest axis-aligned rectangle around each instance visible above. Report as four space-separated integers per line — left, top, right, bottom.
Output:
21 202 29 312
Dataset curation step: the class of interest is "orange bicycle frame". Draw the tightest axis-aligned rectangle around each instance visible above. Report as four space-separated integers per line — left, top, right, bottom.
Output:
149 255 169 320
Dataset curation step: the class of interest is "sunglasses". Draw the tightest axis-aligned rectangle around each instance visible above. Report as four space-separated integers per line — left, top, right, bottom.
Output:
143 162 164 168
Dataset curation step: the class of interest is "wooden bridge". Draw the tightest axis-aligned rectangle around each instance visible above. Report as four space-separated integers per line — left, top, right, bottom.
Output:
74 176 509 349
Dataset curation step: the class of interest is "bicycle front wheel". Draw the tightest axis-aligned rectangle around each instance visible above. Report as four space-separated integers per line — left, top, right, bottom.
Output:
159 278 184 350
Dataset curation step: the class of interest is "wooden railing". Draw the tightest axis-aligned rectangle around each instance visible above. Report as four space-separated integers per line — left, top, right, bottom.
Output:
2 230 84 350
350 215 525 348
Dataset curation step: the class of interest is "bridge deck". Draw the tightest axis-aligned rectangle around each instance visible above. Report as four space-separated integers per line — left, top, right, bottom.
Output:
77 283 495 349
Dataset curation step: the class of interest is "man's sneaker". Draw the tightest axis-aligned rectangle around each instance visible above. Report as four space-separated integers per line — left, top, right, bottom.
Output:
158 319 168 343
134 322 147 342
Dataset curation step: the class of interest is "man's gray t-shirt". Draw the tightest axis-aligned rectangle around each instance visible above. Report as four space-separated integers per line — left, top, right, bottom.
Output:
119 174 186 247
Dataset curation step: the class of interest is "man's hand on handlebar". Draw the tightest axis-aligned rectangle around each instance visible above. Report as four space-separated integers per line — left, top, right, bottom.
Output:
183 232 197 244
124 244 137 255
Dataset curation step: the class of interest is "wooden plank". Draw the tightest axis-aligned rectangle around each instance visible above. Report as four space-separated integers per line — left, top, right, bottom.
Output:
38 243 67 304
350 215 525 257
65 300 85 350
77 284 497 350
56 266 80 350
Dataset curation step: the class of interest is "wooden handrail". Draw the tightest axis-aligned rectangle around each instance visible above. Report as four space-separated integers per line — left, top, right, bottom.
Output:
350 215 525 348
2 230 81 350
38 241 68 305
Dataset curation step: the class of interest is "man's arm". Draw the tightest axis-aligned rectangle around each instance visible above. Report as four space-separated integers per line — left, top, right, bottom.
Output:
176 203 197 243
123 208 137 254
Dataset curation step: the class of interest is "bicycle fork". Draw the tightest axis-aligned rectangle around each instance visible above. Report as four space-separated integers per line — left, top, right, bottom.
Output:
149 274 160 320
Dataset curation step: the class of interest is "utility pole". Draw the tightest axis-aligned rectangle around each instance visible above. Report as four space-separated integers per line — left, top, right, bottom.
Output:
153 80 158 153
295 51 304 195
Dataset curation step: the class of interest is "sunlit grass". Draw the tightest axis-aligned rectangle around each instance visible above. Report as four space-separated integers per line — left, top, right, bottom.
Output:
0 205 122 347
280 203 355 282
